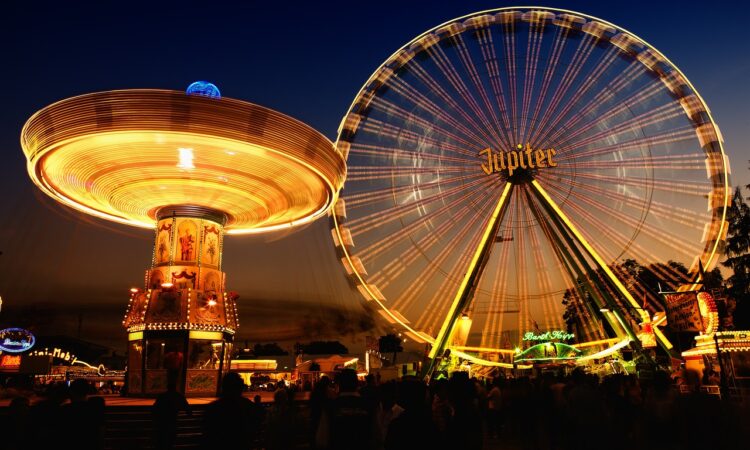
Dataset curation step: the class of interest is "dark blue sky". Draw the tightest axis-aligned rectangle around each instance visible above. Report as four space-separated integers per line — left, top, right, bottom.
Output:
2 0 749 350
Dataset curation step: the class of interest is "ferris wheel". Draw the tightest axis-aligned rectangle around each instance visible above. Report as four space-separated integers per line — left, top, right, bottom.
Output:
331 7 730 368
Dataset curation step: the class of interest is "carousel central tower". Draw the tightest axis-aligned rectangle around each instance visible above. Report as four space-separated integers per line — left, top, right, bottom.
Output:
21 84 346 395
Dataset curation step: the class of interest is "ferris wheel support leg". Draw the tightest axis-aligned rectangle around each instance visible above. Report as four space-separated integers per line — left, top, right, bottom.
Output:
526 188 612 340
529 180 677 357
423 182 514 379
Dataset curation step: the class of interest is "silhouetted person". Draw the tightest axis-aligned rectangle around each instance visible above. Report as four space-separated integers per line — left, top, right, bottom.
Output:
385 379 439 450
7 396 30 450
152 370 191 449
203 372 263 449
266 388 295 450
310 376 332 449
63 379 105 450
317 369 375 450
31 382 69 448
446 372 483 450
486 377 503 438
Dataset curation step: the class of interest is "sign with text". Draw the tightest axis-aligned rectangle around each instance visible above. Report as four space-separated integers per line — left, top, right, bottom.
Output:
664 292 703 332
0 328 35 353
522 330 574 342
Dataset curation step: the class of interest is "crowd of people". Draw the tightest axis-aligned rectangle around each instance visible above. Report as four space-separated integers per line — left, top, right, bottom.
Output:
195 367 750 450
2 367 750 450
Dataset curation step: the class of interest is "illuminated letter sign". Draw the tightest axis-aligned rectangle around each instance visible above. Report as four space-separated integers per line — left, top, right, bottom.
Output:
522 330 574 342
0 328 36 353
480 144 557 177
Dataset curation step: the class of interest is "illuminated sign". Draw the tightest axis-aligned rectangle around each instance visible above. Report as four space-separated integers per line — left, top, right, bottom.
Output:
0 328 36 353
514 342 581 363
29 347 78 364
522 330 574 342
480 144 557 177
0 354 21 369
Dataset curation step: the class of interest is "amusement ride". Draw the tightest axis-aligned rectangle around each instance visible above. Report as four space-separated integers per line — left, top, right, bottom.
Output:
329 7 730 375
21 83 346 394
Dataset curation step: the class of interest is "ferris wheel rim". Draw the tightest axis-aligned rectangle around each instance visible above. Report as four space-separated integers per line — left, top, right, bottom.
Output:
332 6 730 363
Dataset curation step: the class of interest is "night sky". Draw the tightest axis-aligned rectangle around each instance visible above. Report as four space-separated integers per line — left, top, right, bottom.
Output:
2 0 749 353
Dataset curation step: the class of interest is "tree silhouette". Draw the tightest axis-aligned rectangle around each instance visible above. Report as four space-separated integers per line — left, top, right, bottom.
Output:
300 341 348 355
252 342 288 356
723 186 750 327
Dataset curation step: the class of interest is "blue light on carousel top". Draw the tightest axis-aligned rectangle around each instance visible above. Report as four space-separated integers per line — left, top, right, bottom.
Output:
186 81 221 99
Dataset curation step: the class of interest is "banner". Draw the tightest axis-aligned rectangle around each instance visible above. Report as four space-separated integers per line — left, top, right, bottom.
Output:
663 292 703 332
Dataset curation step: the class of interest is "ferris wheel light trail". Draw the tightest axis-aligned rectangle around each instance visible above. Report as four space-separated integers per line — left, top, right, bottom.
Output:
333 7 728 366
530 180 673 351
451 349 532 370
427 182 513 362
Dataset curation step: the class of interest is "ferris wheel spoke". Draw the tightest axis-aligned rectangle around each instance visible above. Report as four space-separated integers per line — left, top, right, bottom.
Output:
542 169 709 229
539 61 645 146
347 176 494 236
557 104 686 153
426 44 507 148
549 170 711 197
532 46 621 145
348 142 479 166
344 171 484 209
424 183 514 367
565 154 710 172
518 16 546 143
500 19 519 143
362 178 500 261
550 82 666 149
476 28 513 142
451 34 513 149
413 205 496 330
543 73 664 147
386 77 495 147
407 61 499 145
529 33 601 144
367 96 489 152
520 187 557 330
356 116 484 157
537 174 698 284
384 196 495 311
538 174 699 259
525 23 571 144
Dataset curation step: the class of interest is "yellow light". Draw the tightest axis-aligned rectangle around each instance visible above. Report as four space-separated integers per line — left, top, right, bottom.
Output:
429 182 513 358
451 349 532 369
21 90 346 234
572 338 620 349
128 332 143 341
161 282 174 288
451 345 518 355
130 287 139 293
177 147 195 169
188 330 223 340
576 338 631 363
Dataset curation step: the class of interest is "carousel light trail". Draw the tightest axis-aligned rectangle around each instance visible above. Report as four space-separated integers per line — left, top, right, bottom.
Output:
22 86 346 395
